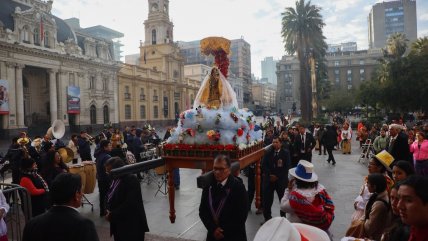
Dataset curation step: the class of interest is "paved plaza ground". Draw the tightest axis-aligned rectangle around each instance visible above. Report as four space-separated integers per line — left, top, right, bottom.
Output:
80 137 366 241
0 118 369 241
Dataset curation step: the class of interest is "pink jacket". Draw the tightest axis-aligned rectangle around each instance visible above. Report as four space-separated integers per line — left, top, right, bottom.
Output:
410 140 428 161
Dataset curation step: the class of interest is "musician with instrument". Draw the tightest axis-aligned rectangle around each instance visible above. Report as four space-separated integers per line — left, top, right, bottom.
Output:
20 158 49 217
78 131 93 161
4 137 25 184
29 137 43 167
68 134 79 164
40 150 69 188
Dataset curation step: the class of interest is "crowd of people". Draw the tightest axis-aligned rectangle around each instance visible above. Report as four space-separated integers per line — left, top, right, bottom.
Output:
0 124 163 241
0 114 427 241
202 114 428 241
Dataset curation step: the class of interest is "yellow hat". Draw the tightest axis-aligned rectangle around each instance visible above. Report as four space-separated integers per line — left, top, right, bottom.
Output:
374 150 394 171
17 137 29 145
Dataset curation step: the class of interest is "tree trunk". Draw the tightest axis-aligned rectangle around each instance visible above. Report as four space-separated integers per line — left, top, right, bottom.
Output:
299 55 312 122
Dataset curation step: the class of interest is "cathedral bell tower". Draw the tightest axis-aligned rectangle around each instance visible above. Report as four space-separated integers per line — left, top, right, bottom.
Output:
144 0 173 46
140 0 182 78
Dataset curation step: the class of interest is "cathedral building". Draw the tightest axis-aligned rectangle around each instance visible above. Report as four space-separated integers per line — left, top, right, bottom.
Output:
0 0 121 137
118 0 199 127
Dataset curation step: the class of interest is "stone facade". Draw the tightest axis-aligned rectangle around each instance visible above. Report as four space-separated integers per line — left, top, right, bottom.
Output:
276 56 300 115
276 49 383 114
252 80 277 115
0 0 121 137
118 64 199 128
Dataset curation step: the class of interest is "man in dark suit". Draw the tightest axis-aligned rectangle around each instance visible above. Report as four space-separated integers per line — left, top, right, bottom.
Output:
387 124 412 165
22 173 99 241
199 155 248 241
295 126 316 162
105 157 149 241
262 136 291 222
77 131 92 161
273 121 285 136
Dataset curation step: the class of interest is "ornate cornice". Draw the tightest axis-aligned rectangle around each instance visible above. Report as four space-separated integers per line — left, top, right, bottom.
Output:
0 41 121 70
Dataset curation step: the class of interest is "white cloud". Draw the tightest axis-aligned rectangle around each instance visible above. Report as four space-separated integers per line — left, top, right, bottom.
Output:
420 13 428 21
50 0 427 77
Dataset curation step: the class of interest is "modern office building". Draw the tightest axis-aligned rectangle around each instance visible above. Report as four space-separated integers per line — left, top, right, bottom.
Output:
276 49 383 114
261 57 278 85
178 40 214 66
328 42 358 53
252 80 277 115
0 0 121 137
276 56 300 115
325 49 383 90
368 0 417 49
230 38 252 107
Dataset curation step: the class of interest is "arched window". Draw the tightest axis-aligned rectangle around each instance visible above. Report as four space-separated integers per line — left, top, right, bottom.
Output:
103 105 109 124
34 28 40 45
44 31 49 47
90 105 96 124
152 29 157 45
21 26 29 43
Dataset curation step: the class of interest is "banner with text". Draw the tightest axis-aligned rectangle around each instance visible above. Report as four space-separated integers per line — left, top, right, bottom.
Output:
67 86 80 114
0 80 10 115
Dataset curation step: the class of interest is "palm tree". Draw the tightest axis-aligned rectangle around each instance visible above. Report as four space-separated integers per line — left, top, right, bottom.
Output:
281 0 327 121
410 37 428 56
385 33 408 59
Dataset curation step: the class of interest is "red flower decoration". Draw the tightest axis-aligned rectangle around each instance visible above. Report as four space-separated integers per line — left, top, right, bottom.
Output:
237 128 244 137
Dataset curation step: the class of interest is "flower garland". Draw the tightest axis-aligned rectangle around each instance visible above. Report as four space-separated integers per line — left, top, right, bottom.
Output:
207 130 221 142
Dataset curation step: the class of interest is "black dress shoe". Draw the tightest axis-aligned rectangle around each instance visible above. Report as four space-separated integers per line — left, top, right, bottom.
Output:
332 161 336 165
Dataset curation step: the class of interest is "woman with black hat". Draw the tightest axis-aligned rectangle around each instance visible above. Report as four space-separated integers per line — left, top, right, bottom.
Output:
19 158 49 217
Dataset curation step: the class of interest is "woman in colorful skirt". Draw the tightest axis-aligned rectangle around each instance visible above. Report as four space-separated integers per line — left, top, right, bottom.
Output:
341 123 352 154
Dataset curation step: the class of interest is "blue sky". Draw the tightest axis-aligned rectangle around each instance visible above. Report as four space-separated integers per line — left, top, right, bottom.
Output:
52 0 428 78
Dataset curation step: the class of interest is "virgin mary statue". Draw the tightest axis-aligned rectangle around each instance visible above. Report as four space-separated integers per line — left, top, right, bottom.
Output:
193 37 238 109
193 66 238 109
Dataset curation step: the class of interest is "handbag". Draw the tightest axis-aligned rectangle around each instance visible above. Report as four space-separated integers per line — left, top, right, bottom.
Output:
345 219 366 238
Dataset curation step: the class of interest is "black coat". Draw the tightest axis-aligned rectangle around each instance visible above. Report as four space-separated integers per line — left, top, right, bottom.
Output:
262 148 291 185
294 133 316 154
199 175 248 241
22 206 99 241
77 137 92 160
388 132 412 163
323 126 338 148
107 174 149 241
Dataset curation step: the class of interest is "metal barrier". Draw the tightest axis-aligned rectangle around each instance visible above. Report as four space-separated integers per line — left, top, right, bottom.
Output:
0 183 32 241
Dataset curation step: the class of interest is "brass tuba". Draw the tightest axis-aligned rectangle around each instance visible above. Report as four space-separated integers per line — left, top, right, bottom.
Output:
46 120 65 139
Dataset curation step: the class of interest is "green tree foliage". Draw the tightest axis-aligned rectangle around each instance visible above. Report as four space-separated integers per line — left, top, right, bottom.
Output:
356 35 428 113
281 0 327 121
322 89 355 113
